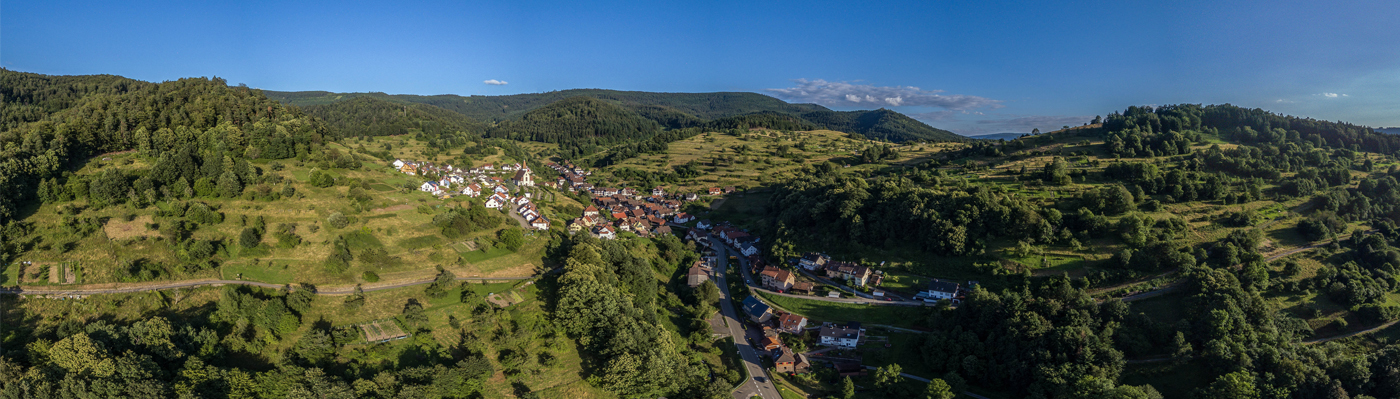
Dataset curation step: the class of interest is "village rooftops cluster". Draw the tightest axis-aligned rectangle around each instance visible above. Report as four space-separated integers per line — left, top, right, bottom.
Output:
544 160 592 192
739 296 812 373
394 159 533 197
568 193 686 240
394 159 548 230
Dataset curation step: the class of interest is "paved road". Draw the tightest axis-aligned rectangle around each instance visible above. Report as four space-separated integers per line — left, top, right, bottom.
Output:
751 285 927 306
710 241 927 307
0 274 542 296
710 242 782 399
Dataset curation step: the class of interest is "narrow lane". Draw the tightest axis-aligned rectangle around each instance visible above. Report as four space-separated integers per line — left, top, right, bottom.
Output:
710 240 782 399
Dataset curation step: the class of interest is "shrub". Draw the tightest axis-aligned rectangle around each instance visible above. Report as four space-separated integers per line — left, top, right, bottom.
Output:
328 212 349 229
362 271 380 282
239 227 261 248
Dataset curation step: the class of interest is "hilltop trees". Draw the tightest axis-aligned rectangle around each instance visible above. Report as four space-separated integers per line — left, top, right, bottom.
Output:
0 69 329 224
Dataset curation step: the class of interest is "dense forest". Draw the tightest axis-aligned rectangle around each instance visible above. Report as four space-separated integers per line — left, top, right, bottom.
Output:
0 69 328 225
266 89 965 143
299 96 486 139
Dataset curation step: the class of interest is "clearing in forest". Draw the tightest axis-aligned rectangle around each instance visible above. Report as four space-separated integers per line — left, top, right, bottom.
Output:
102 215 158 240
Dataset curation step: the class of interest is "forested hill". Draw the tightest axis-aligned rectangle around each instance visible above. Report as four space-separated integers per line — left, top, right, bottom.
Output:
486 96 665 158
801 108 961 143
0 69 327 224
264 89 826 121
299 96 487 138
264 88 965 143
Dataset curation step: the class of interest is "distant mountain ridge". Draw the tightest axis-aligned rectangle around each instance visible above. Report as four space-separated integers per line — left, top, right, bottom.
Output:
263 89 964 143
966 132 1028 140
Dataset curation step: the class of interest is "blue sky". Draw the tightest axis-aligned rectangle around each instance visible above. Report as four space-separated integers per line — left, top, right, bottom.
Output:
4 0 1397 135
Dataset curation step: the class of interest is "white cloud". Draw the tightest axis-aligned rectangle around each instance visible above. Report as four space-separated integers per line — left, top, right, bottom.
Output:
1318 92 1348 98
766 79 1001 110
483 79 508 86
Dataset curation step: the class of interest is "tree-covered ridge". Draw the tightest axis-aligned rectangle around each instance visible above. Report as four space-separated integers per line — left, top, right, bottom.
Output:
0 69 327 224
485 96 665 158
299 96 486 139
264 89 828 122
265 88 964 143
801 108 963 142
0 69 153 131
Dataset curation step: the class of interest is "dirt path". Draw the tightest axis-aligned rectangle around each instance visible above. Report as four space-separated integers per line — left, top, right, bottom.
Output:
0 271 556 297
1303 320 1400 345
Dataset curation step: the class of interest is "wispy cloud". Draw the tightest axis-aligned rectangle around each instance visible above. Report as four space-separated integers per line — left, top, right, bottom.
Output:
1318 92 1347 98
766 79 1001 110
483 79 508 86
1276 99 1296 103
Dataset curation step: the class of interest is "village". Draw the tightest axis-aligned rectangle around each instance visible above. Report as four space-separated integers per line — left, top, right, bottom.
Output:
678 217 977 389
395 155 978 391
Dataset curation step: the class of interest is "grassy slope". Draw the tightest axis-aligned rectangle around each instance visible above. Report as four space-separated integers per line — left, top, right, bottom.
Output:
9 138 571 288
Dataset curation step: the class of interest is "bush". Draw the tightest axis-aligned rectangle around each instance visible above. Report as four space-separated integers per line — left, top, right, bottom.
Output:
499 228 525 251
362 271 380 282
239 227 261 248
328 212 349 229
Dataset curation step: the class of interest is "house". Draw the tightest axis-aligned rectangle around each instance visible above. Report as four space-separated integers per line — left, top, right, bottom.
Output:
684 193 700 201
419 181 440 193
653 225 672 236
825 261 873 286
724 186 736 194
583 206 599 217
740 296 772 323
482 163 495 170
652 186 666 196
833 361 866 377
791 281 815 294
461 183 482 197
530 216 550 230
770 269 795 292
485 194 508 209
673 213 694 224
392 159 406 168
920 279 961 302
759 266 782 288
818 324 862 348
594 225 616 240
686 261 711 287
799 253 829 271
777 313 808 334
513 196 531 206
773 347 808 373
696 220 712 230
513 169 534 187
493 185 509 194
708 187 722 195
739 242 761 257
759 335 783 351
760 267 795 292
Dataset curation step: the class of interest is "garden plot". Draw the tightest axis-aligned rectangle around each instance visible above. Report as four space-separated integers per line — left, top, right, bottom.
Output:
486 290 526 308
358 319 409 342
